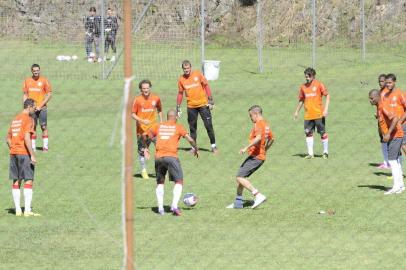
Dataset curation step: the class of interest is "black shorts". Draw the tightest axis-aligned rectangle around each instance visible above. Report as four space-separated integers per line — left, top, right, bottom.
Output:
137 135 152 156
33 108 47 129
304 117 326 135
9 155 34 180
236 156 264 178
388 138 402 160
155 157 183 182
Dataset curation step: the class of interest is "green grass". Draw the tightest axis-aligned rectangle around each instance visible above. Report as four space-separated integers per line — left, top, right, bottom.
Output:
1 40 406 269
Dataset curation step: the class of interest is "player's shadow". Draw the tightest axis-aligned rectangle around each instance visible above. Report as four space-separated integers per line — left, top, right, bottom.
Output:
5 207 25 215
178 147 210 152
134 173 156 178
358 185 389 191
242 200 254 207
373 172 392 177
368 162 381 167
141 206 195 214
36 146 43 151
292 153 323 158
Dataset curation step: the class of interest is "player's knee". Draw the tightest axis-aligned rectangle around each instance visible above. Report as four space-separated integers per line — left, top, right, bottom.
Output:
40 124 47 131
157 179 165 185
175 180 183 185
305 129 313 137
321 133 328 140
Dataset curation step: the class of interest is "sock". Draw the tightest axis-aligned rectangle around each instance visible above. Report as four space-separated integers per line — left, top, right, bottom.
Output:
171 183 183 209
31 135 36 151
234 195 243 207
252 189 259 196
322 137 328 154
211 144 217 148
306 136 314 156
12 184 21 212
43 135 48 149
138 156 146 170
382 143 389 166
23 183 33 213
397 160 405 188
389 160 402 189
156 184 164 211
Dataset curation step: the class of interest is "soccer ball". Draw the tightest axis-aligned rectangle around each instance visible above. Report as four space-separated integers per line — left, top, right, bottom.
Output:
183 193 198 207
71 55 78 61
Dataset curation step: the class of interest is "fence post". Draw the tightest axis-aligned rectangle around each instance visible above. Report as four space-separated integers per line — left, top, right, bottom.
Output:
201 0 205 72
361 0 366 62
311 0 316 68
256 0 264 73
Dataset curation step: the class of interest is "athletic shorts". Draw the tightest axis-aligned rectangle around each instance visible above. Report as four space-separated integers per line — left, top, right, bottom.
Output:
304 117 326 136
155 157 183 182
387 138 402 160
9 155 34 180
137 135 152 156
33 108 47 129
236 156 264 178
402 124 406 145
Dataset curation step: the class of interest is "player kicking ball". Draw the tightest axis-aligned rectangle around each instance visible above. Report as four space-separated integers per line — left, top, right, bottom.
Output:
227 105 274 209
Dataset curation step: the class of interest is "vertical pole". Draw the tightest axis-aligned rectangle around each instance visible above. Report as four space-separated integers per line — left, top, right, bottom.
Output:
201 0 205 73
256 0 264 73
361 0 366 62
101 0 105 79
311 0 316 68
123 0 134 269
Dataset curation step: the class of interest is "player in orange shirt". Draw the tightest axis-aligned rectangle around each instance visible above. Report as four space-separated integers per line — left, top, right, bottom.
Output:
131 79 163 179
227 105 274 209
381 74 406 155
6 99 40 216
376 74 390 169
22 64 52 152
294 68 330 159
144 109 198 216
369 89 405 194
177 60 218 154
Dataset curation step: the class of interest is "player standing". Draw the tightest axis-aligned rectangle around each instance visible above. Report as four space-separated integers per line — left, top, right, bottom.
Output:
84 6 101 62
294 68 330 159
22 64 52 152
6 99 40 216
104 7 119 62
227 105 274 209
177 60 218 154
131 79 163 179
145 109 199 216
369 89 405 194
376 74 390 169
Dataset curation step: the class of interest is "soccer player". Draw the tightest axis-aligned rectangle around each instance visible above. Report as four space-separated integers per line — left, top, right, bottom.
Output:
381 74 406 155
104 8 119 62
177 60 218 154
84 6 101 62
131 79 163 179
144 109 199 216
23 64 52 152
6 99 40 216
294 67 330 159
227 105 274 209
369 89 405 194
376 74 390 169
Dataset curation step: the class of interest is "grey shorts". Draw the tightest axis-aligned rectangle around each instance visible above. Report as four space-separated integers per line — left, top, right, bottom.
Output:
155 157 183 182
304 117 326 136
388 138 403 160
9 155 34 180
236 156 264 178
137 135 152 156
33 108 47 129
402 124 406 145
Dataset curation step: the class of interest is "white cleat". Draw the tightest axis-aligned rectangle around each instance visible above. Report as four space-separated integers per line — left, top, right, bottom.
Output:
251 194 267 209
384 188 402 195
111 55 116 62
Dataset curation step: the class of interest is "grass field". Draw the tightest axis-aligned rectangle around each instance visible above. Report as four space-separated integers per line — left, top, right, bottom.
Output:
1 41 406 269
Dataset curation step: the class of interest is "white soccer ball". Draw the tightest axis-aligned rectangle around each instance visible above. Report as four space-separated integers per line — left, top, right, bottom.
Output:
65 55 72 61
56 55 64 61
71 55 78 61
183 193 198 207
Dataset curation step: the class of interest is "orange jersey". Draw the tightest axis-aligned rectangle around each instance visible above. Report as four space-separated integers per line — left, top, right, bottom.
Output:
149 121 188 158
381 88 406 119
298 79 328 120
248 119 274 160
178 70 209 108
377 102 403 139
22 76 52 106
132 94 162 135
7 112 34 155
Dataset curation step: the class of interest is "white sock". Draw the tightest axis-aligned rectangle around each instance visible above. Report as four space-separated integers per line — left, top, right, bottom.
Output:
31 139 36 151
398 155 403 164
251 189 259 196
322 138 328 154
388 160 403 189
211 144 216 148
138 156 146 170
156 184 164 211
12 186 21 212
171 183 183 209
235 195 243 206
306 136 314 156
397 160 405 188
382 143 389 166
43 136 49 149
23 184 33 213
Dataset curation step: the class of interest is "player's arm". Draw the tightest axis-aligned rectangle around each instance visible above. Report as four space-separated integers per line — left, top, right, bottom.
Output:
176 89 184 117
240 134 262 154
131 113 150 125
157 99 163 123
6 130 12 149
24 132 36 164
184 134 199 158
37 92 52 110
265 137 275 151
323 93 330 117
294 101 304 120
383 114 399 142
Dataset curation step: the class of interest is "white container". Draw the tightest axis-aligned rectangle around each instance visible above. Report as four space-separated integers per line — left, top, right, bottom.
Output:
203 60 221 81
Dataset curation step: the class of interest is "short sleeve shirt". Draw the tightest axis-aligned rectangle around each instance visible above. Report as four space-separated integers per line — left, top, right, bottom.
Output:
178 70 208 108
132 94 162 135
7 112 34 155
22 76 52 107
149 121 188 158
248 119 274 160
298 79 328 120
